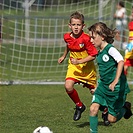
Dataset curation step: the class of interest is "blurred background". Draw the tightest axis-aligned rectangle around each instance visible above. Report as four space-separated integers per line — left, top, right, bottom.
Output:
0 0 133 85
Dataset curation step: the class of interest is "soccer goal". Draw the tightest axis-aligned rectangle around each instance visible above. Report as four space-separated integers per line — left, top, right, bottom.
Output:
0 0 133 85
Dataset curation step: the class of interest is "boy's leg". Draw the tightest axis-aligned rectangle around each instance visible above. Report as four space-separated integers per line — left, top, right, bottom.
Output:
66 89 82 106
89 115 98 133
109 100 132 122
66 89 86 121
116 107 126 121
123 101 133 119
89 103 100 133
101 107 110 126
108 103 131 123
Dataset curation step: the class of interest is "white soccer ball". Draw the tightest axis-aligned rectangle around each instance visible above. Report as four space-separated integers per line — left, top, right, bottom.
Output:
33 126 53 133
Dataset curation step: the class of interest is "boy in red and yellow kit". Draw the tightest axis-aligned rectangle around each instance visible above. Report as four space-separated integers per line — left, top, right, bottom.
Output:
124 7 133 75
58 11 98 121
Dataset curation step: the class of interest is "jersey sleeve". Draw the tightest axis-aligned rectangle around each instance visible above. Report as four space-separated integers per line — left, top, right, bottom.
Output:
108 47 124 63
84 35 98 56
64 33 70 43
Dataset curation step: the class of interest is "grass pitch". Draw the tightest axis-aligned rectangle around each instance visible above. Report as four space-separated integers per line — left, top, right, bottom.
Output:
0 84 133 133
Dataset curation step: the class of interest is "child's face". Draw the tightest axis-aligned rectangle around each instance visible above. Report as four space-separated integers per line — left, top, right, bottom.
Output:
89 31 103 48
116 3 121 9
69 18 85 37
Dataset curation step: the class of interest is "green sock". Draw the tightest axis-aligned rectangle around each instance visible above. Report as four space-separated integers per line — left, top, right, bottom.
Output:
89 116 98 133
117 107 126 121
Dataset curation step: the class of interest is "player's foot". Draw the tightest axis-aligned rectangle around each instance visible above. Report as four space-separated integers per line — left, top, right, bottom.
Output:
73 104 86 121
124 101 133 119
102 108 110 126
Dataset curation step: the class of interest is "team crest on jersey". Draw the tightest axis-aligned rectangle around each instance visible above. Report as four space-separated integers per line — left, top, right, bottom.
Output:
102 54 109 62
79 43 84 48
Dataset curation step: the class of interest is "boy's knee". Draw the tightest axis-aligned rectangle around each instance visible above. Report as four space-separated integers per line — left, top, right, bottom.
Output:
90 103 99 116
108 114 117 123
64 84 73 91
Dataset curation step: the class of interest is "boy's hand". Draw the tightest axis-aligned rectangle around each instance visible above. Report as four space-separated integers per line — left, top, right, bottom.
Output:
70 58 78 65
58 56 65 63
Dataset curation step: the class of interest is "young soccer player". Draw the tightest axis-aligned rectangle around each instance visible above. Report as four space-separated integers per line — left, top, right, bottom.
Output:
88 22 132 133
58 11 98 121
124 6 133 75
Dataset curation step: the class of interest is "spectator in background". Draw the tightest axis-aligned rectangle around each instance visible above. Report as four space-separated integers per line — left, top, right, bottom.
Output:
114 1 127 48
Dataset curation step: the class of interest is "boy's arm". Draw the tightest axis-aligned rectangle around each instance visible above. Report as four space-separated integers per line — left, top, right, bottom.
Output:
108 47 124 91
71 55 95 65
109 60 124 91
114 60 124 82
58 45 69 63
71 38 97 65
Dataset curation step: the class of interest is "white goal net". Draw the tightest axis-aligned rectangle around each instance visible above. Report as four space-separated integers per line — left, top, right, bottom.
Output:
0 0 133 85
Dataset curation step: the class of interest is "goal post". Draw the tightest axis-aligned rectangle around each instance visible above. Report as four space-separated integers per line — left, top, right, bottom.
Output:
0 0 133 85
23 0 36 43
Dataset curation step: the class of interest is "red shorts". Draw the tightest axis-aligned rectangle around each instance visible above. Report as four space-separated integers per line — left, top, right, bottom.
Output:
124 59 133 66
66 77 95 90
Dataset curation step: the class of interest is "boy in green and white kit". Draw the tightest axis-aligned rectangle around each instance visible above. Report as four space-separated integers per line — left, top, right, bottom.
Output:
88 22 132 133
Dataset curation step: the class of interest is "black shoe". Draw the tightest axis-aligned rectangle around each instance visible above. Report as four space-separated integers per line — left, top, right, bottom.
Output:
102 111 110 126
73 104 86 121
124 102 133 119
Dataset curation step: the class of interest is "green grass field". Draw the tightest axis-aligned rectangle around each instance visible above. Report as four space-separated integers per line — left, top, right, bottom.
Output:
1 1 133 132
0 84 133 133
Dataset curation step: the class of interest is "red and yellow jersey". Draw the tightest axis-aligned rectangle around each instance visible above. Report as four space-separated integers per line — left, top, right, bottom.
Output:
64 31 98 87
64 31 98 59
124 50 133 59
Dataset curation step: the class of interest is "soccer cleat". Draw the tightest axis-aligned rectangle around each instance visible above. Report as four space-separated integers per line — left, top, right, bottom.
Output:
124 102 133 119
102 108 110 126
73 104 86 121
